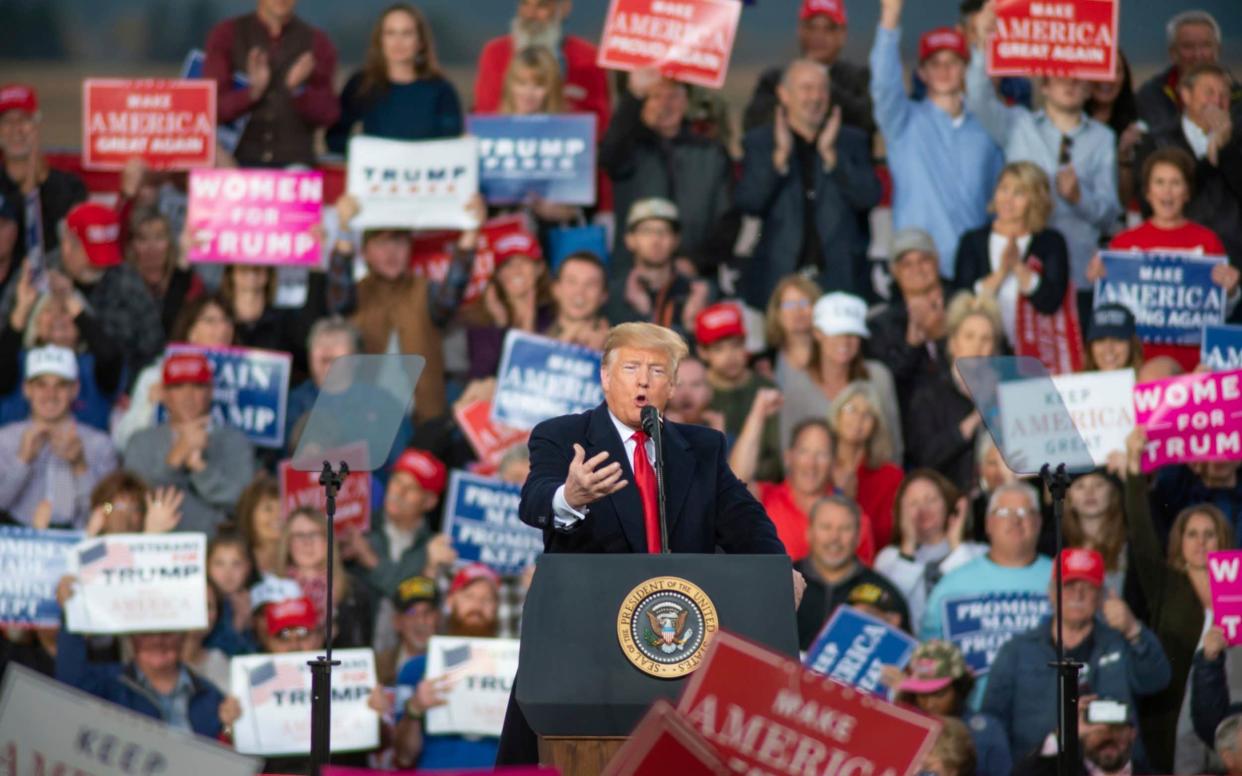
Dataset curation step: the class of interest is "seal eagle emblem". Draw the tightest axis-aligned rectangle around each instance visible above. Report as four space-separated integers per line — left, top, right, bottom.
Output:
617 576 718 678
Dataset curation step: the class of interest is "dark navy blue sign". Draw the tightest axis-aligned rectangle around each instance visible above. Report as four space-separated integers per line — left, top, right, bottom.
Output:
441 471 543 575
491 331 603 431
164 345 291 448
0 526 82 627
803 606 918 697
182 49 249 154
942 591 1050 675
467 114 596 205
1095 251 1226 346
1202 324 1242 371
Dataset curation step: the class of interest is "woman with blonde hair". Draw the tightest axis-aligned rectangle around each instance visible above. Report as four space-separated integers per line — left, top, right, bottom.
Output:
327 2 462 152
952 160 1071 354
826 381 903 548
907 292 1004 491
500 46 567 115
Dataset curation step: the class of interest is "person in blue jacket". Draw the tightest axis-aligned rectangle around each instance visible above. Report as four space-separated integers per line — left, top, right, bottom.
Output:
54 576 227 737
982 548 1171 760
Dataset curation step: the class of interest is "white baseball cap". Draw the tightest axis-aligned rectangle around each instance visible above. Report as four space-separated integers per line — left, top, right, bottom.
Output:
25 345 78 382
812 292 870 338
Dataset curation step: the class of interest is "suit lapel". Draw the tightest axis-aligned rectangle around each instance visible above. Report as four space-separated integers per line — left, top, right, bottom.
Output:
585 405 646 552
661 421 694 538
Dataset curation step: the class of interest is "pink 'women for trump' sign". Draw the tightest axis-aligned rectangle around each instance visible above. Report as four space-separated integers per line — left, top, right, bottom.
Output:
187 169 323 266
1134 369 1242 472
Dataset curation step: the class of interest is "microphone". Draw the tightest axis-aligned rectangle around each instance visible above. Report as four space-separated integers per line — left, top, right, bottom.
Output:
639 405 670 554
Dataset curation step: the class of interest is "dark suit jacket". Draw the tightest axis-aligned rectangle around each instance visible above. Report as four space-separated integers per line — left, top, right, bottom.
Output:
734 122 881 307
519 403 785 555
952 226 1071 316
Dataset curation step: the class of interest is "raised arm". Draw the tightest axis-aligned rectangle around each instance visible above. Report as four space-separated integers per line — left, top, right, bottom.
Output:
869 0 913 140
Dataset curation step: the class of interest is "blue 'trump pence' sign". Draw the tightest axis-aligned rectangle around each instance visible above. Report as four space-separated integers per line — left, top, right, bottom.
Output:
467 114 596 206
1094 251 1226 346
442 471 543 575
942 591 1050 675
803 606 918 698
0 526 82 627
491 331 603 431
165 344 291 448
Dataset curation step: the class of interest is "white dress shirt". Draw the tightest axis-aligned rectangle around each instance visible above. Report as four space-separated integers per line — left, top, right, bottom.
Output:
551 410 655 528
1182 115 1210 159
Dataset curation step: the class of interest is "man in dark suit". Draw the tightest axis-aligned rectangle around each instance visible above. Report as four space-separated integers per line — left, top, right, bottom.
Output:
498 321 802 763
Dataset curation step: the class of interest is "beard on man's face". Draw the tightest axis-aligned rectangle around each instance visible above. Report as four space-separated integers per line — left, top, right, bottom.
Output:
445 610 498 638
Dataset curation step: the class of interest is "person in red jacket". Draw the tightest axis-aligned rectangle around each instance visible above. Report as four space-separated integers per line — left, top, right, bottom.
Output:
472 0 610 133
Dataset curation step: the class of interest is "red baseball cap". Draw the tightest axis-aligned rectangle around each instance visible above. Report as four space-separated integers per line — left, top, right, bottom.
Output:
65 203 123 268
919 27 970 63
493 230 544 269
695 303 746 347
449 563 501 596
0 84 37 116
162 351 213 386
392 448 448 495
799 0 847 24
1056 548 1105 588
265 596 319 636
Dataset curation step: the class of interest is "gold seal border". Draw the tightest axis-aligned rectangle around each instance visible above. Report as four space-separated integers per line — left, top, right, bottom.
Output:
616 575 719 679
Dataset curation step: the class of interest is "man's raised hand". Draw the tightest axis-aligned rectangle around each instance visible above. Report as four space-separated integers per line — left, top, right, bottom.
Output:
564 443 627 510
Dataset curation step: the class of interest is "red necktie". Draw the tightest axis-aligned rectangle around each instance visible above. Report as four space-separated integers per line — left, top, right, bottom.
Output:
631 430 661 553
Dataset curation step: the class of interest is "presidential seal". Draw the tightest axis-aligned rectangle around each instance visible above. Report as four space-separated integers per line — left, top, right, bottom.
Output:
617 576 718 679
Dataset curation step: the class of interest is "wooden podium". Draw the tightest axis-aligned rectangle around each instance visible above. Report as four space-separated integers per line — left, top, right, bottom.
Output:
538 736 627 775
515 553 799 774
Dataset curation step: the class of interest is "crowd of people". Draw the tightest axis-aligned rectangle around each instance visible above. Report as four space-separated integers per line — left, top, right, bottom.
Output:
0 0 1241 773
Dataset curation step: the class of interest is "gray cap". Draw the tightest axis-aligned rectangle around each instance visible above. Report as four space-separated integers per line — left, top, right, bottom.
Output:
626 197 680 230
888 227 938 265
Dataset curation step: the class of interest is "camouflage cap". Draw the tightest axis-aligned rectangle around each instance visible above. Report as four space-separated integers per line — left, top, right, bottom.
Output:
897 639 970 694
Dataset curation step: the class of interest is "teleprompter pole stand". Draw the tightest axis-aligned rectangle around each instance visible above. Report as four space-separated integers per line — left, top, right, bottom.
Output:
1042 463 1081 776
309 460 348 776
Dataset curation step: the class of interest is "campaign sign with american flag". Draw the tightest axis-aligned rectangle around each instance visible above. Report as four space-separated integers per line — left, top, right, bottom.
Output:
424 636 520 738
65 533 207 634
230 649 379 756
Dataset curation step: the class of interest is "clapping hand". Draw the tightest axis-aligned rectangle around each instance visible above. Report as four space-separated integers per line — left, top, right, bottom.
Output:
816 106 843 170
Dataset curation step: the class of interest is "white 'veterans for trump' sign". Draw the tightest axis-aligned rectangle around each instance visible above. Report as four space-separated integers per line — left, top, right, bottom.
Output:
346 135 479 230
230 649 379 756
65 533 207 634
424 636 520 738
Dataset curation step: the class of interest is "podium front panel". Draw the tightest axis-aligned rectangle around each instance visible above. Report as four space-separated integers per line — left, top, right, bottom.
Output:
516 553 798 737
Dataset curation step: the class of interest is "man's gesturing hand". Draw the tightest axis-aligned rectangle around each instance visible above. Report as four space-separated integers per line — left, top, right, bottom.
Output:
563 443 627 510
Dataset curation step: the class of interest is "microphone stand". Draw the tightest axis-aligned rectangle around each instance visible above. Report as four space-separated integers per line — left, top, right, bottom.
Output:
1042 463 1080 776
309 460 347 776
642 408 671 554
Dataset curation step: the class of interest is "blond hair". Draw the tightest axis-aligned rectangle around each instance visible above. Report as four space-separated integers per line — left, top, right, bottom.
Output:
501 46 566 114
991 161 1053 233
827 381 894 467
927 716 977 776
602 323 690 374
945 291 1003 353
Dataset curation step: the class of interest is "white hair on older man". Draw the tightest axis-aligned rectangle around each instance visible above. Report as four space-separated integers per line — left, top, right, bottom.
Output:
1166 10 1221 46
986 480 1040 516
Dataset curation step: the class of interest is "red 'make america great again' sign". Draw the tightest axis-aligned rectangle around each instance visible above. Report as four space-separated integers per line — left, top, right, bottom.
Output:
987 0 1119 82
597 0 742 89
82 78 216 170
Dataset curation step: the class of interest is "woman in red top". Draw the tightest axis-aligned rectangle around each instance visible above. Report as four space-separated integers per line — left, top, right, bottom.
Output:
729 401 875 564
1088 147 1240 371
827 381 904 549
